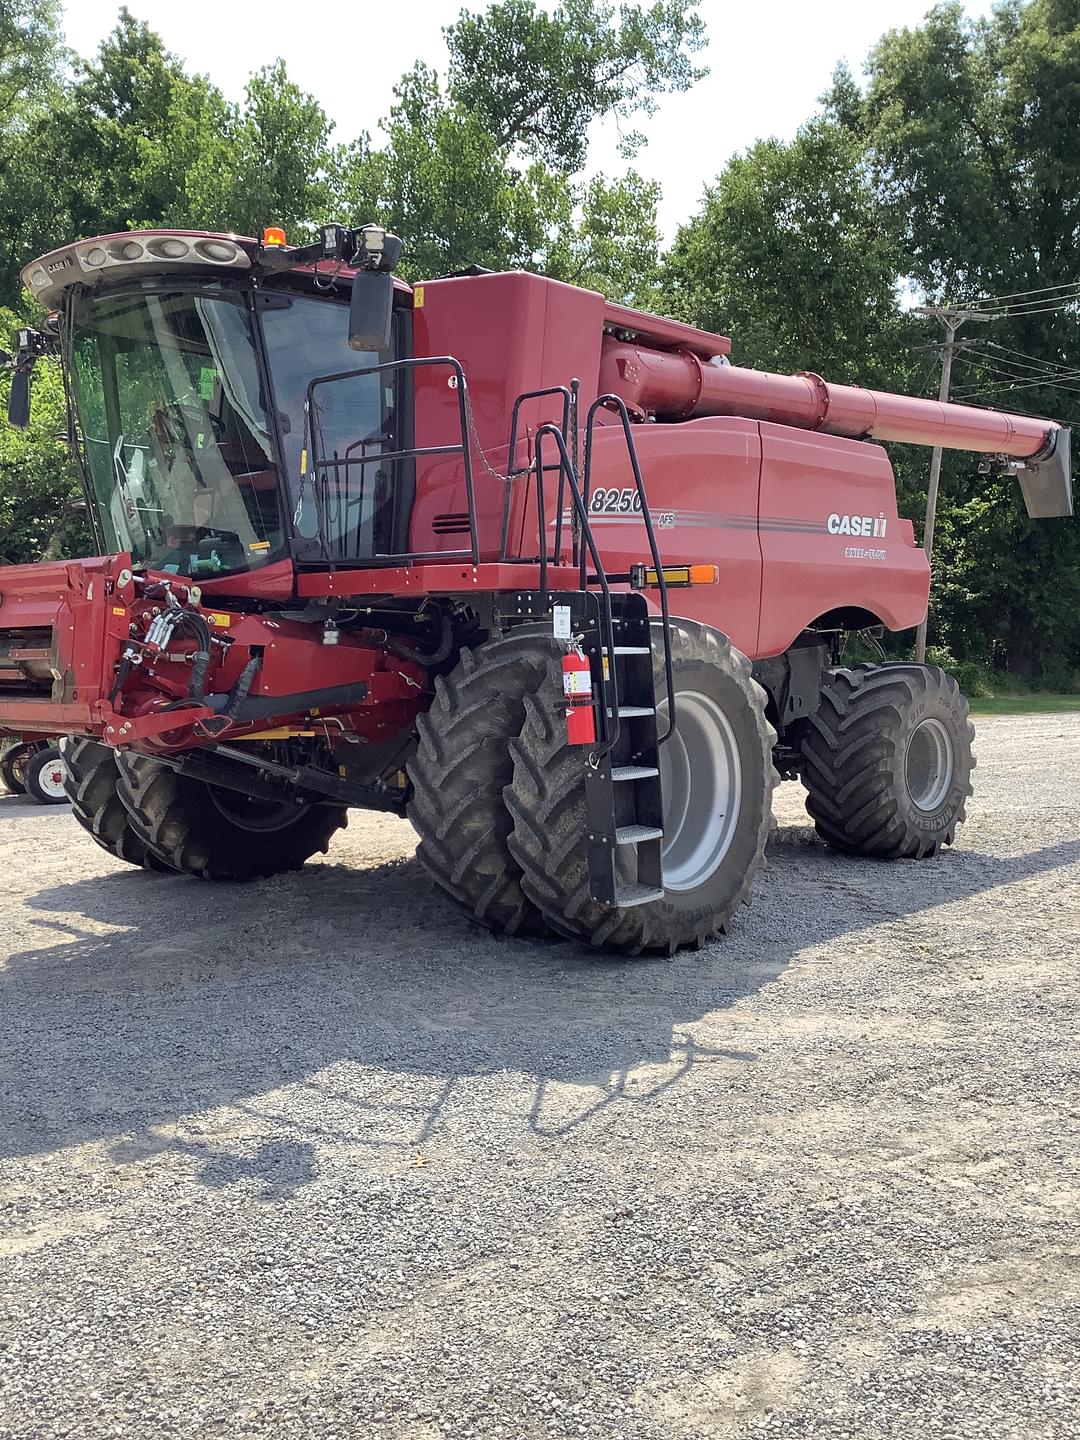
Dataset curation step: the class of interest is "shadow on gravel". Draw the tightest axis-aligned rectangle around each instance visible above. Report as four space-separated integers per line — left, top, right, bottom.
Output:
4 820 1080 1172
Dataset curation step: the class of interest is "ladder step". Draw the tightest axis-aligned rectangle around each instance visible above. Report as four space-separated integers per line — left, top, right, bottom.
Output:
612 646 650 655
615 824 664 845
606 705 655 717
611 764 659 781
615 883 665 908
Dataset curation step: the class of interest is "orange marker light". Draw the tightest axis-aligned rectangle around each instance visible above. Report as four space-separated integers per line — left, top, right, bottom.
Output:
688 564 720 585
262 226 287 247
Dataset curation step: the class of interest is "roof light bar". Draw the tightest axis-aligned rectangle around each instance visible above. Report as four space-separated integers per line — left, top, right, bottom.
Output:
21 231 252 308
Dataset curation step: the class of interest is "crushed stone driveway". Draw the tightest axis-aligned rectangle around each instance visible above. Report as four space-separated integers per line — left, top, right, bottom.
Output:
1 712 1078 1439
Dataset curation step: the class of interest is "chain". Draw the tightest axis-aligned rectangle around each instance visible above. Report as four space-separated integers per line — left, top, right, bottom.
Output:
460 379 529 487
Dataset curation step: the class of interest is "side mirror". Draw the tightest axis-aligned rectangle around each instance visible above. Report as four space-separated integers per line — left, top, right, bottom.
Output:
348 271 394 352
7 367 30 429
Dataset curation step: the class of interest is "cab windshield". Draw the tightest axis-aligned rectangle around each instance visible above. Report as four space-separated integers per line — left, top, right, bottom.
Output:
70 289 284 579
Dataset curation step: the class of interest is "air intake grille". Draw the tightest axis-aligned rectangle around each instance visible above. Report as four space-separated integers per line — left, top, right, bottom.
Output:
432 512 472 535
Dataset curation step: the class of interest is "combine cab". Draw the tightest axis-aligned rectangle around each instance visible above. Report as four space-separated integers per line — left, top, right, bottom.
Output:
0 223 1071 951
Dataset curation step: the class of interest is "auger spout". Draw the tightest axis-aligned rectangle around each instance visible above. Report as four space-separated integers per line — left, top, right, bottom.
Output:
598 337 1072 518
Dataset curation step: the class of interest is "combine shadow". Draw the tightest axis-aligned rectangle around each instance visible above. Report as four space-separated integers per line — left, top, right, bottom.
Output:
2 815 1079 1188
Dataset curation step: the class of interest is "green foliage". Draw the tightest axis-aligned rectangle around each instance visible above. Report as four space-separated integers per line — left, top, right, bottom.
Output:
185 61 341 238
827 0 1080 678
338 49 668 298
445 0 707 170
0 310 88 564
664 118 919 389
0 0 61 121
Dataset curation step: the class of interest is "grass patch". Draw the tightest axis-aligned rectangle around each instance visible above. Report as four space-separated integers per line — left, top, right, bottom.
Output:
968 692 1080 715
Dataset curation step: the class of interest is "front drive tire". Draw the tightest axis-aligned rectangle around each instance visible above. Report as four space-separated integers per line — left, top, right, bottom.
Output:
800 663 975 858
115 752 347 881
61 737 173 870
407 631 559 936
506 619 777 955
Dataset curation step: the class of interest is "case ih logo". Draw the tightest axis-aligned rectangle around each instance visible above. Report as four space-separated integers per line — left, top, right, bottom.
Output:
828 512 888 539
46 255 72 274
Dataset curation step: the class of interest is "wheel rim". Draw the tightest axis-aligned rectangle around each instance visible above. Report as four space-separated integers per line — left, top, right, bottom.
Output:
906 717 955 812
657 689 743 892
37 758 67 800
205 784 308 833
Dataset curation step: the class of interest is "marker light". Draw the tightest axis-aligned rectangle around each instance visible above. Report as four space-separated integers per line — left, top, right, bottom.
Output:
631 563 720 589
263 226 287 247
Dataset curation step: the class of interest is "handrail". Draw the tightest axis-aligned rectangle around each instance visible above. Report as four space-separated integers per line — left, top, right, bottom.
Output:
533 422 624 760
304 355 480 567
499 385 573 562
584 396 676 745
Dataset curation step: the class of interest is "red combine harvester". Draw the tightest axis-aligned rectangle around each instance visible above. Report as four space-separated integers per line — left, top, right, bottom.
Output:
0 224 1071 952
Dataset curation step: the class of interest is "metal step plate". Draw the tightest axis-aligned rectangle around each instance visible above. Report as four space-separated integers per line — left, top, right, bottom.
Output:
615 882 665 908
615 824 664 845
611 764 660 781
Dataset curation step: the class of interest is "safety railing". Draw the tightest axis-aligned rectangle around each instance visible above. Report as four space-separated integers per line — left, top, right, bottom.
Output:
303 355 480 566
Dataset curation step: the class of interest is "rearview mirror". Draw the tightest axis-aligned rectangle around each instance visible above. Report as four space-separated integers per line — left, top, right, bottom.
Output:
7 367 30 429
348 271 394 352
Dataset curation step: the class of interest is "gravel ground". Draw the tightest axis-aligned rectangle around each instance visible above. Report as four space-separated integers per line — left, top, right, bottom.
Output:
1 711 1078 1440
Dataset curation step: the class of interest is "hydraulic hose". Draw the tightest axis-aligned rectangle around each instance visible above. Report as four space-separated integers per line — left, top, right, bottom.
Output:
181 612 214 701
366 614 455 668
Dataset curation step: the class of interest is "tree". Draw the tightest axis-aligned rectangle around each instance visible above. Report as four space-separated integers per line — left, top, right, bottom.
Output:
542 170 663 306
186 61 341 238
663 119 916 389
338 37 673 301
0 0 65 307
830 0 1080 677
0 0 62 121
445 0 707 170
0 310 88 564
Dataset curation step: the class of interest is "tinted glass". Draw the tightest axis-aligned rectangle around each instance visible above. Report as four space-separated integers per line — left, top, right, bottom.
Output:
71 290 284 579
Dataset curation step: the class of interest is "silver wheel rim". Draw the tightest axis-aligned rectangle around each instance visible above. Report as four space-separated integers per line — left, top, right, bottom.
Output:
906 717 955 812
657 688 742 892
37 757 67 800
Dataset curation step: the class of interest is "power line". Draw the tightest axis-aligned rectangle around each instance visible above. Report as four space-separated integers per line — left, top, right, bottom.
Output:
981 340 1078 374
950 368 1080 400
989 296 1080 318
953 350 1074 387
967 362 1080 398
959 278 1080 307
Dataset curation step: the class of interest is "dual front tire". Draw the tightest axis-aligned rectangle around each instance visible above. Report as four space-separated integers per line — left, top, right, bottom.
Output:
410 620 778 955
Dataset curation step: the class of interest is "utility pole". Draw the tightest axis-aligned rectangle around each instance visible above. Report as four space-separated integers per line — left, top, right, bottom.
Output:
912 306 1000 663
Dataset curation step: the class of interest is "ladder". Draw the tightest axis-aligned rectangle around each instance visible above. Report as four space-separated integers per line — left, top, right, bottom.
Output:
529 396 677 911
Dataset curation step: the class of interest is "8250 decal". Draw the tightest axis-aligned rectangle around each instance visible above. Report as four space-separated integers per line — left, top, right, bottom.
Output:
588 488 677 527
589 486 642 514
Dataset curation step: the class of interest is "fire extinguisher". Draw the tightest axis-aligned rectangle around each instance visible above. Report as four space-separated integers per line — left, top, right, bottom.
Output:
562 643 597 746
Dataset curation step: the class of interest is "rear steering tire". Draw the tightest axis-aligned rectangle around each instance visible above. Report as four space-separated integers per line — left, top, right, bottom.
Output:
800 662 975 858
61 736 173 870
407 630 559 935
506 619 777 955
115 752 348 881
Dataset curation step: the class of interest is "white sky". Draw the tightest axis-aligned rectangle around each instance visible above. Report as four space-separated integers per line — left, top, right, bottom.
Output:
61 0 990 240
